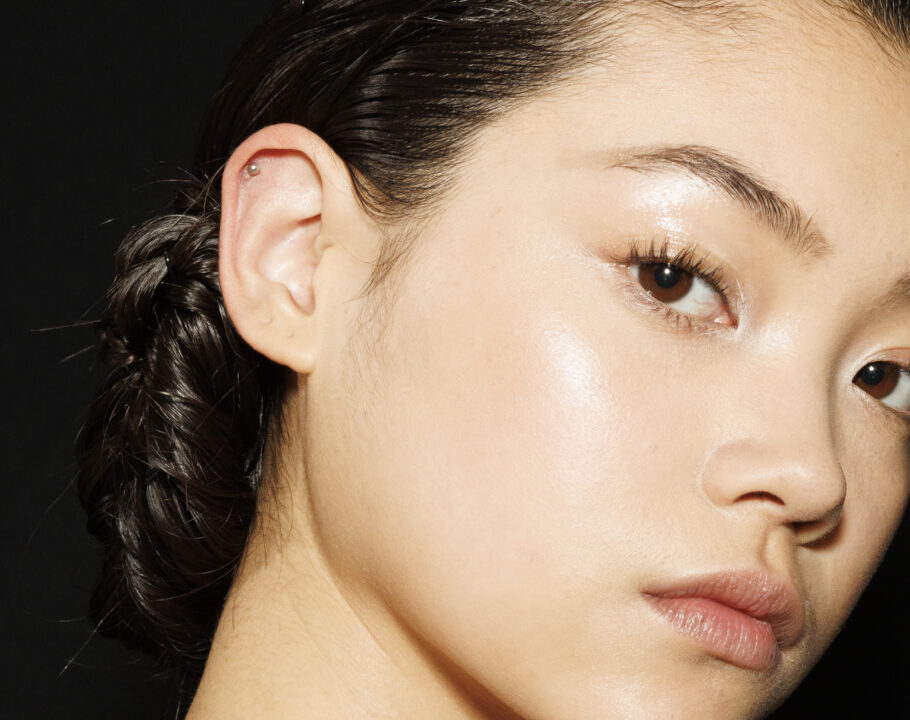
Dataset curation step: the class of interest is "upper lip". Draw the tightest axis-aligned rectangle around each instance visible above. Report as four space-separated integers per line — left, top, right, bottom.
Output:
643 569 805 647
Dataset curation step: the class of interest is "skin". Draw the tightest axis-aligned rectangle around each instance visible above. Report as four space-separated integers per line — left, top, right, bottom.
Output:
188 3 910 719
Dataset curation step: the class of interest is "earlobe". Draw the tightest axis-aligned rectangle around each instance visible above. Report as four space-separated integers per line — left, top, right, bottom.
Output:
219 124 353 375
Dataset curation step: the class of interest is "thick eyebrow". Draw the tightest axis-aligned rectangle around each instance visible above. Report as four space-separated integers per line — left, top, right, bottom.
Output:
606 144 833 263
882 272 910 310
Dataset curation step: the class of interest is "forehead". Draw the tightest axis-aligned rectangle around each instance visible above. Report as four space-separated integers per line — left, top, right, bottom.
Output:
459 2 910 264
627 0 910 64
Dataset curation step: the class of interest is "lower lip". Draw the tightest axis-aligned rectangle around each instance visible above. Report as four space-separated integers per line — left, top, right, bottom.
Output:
646 596 780 672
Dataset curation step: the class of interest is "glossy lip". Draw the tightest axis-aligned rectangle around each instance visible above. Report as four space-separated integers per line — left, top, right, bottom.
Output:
643 570 805 672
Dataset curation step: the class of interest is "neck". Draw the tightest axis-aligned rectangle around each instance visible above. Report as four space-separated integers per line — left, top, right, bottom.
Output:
185 425 505 720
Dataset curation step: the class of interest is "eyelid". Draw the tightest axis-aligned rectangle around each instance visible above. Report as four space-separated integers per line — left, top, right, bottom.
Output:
852 381 910 436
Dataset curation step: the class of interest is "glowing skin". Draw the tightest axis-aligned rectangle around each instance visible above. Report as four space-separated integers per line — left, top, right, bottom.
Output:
191 4 910 720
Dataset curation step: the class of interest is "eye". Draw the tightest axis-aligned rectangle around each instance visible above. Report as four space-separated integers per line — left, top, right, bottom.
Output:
853 362 910 414
631 261 732 327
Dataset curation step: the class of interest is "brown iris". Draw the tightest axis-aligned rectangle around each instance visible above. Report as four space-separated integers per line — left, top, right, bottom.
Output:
854 362 900 400
638 263 693 303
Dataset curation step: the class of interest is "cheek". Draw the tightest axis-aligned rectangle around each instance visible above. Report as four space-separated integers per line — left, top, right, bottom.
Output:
348 296 635 596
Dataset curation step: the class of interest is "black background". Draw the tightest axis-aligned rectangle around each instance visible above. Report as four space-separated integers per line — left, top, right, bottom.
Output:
3 2 908 718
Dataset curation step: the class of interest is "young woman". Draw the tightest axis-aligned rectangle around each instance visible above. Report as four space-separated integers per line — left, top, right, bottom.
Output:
78 1 910 718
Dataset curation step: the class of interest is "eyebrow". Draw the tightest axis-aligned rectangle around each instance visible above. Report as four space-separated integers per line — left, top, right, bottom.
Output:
603 144 910 309
883 273 910 310
606 144 833 263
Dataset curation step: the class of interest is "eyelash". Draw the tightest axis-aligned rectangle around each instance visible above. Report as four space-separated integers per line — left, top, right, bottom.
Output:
615 237 735 332
611 236 910 430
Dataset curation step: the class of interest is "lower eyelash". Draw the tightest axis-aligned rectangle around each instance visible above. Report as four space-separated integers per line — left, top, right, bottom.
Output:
616 276 702 332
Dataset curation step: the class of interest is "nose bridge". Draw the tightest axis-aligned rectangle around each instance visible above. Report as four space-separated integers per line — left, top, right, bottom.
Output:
697 343 847 532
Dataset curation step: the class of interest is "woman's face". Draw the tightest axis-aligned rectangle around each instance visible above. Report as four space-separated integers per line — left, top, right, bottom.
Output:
302 5 910 719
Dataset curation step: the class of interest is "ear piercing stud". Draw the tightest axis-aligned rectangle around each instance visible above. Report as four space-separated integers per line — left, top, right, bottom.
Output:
246 161 261 177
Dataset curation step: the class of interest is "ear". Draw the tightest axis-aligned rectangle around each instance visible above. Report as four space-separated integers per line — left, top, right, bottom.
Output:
219 123 373 374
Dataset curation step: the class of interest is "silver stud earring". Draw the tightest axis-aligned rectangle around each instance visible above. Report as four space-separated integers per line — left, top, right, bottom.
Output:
246 161 261 177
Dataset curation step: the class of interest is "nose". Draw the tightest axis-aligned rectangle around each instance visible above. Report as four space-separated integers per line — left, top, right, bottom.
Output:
698 405 847 546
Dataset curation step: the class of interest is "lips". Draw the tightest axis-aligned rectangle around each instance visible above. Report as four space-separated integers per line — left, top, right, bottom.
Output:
643 570 805 672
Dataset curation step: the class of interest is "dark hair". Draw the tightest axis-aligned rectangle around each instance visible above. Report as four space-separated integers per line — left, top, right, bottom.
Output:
77 0 910 692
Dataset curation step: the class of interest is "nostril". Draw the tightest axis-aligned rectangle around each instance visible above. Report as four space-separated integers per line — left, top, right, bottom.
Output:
794 514 844 548
736 491 785 505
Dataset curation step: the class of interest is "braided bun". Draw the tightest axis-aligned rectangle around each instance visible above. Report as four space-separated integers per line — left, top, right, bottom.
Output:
77 205 280 678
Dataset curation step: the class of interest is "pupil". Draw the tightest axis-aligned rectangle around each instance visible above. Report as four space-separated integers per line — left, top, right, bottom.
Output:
861 363 886 385
654 265 680 289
